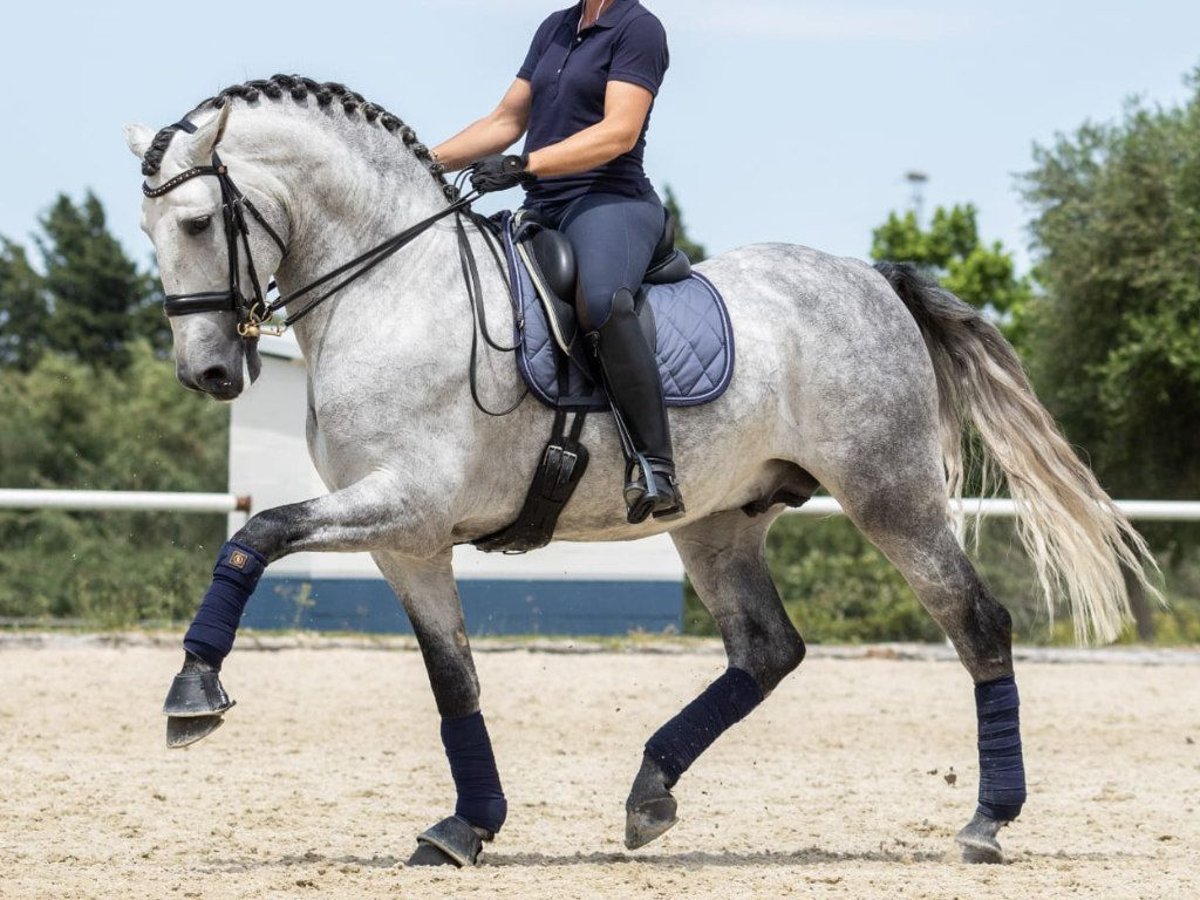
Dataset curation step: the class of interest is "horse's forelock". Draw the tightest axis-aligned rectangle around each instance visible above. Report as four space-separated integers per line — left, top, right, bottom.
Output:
139 74 453 198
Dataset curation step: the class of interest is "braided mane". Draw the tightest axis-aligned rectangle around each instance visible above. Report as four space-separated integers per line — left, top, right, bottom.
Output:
140 74 456 200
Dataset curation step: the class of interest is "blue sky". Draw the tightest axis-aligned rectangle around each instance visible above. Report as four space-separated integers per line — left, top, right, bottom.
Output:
1 0 1198 273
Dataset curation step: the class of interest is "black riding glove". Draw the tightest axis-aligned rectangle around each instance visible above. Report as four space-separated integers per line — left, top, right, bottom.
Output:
470 154 534 194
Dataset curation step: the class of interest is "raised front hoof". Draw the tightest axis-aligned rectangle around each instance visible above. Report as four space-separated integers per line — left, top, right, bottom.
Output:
163 652 234 749
163 653 234 718
409 816 484 868
955 811 1007 864
624 795 678 850
166 713 227 749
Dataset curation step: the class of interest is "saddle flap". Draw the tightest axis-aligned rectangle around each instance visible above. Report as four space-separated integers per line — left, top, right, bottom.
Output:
514 237 590 373
529 228 576 302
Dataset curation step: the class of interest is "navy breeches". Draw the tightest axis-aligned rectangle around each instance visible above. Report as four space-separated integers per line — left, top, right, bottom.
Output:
530 191 665 331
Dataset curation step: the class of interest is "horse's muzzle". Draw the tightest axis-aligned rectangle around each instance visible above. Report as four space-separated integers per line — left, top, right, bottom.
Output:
179 363 243 401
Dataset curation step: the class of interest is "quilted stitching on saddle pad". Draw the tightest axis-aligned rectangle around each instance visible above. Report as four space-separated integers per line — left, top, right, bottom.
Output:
497 213 735 411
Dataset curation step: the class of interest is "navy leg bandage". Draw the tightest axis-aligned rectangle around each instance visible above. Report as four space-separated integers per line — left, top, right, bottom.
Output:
645 667 764 785
183 541 267 668
975 675 1026 821
442 711 507 835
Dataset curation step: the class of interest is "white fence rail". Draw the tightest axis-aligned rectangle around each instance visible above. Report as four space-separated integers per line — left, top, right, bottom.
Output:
0 490 251 514
1 490 1198 521
784 497 1200 521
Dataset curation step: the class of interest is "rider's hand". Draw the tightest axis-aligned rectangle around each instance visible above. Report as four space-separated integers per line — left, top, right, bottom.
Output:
470 154 534 194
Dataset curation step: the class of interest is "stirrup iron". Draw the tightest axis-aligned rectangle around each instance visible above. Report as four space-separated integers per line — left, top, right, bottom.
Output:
623 454 685 524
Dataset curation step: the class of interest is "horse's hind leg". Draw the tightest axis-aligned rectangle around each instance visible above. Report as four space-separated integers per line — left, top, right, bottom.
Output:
625 508 805 849
833 474 1026 863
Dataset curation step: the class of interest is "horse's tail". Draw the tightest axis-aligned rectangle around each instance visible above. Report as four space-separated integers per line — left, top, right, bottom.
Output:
874 261 1158 644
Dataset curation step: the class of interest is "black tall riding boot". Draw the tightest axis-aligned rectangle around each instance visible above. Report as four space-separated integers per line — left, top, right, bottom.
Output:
591 288 685 524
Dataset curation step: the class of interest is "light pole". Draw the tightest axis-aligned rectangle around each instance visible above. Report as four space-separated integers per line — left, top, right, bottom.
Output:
905 170 929 226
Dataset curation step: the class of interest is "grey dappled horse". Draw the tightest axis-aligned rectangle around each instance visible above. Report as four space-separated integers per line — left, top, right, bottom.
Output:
125 76 1155 867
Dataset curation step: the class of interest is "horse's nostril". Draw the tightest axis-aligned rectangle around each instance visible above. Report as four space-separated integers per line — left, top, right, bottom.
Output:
201 365 230 385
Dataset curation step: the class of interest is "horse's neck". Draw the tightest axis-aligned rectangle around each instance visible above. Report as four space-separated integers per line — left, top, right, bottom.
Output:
258 113 455 360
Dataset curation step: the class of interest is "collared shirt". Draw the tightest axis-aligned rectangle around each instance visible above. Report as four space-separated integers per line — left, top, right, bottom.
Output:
517 0 669 210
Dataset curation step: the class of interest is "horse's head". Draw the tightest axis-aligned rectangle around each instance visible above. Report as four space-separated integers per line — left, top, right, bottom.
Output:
125 104 286 400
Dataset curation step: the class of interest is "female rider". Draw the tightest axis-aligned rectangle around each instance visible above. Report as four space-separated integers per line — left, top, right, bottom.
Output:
432 0 682 524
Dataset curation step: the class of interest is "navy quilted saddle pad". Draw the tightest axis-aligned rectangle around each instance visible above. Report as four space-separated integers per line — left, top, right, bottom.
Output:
496 212 735 411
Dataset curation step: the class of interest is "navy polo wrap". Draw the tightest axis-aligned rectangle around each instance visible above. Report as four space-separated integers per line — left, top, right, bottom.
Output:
518 0 669 210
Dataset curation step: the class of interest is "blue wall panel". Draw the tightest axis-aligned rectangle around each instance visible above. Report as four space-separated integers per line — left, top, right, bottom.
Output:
243 577 683 636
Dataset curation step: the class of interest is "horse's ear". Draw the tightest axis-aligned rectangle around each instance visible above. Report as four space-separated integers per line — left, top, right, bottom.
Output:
187 103 233 163
123 123 155 160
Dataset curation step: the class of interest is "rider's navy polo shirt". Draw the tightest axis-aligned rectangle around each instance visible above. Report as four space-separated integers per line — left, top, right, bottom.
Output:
517 0 669 210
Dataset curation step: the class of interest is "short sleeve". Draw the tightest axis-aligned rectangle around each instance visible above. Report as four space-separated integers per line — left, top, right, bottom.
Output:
517 13 561 80
608 13 669 96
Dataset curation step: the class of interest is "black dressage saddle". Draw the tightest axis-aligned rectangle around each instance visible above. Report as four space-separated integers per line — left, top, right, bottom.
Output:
515 209 694 371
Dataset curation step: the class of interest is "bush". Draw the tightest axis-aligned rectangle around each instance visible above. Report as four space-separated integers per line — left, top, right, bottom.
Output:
0 343 228 625
684 513 1200 645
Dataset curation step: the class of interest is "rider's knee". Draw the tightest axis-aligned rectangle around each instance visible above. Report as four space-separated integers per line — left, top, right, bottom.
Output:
578 282 634 332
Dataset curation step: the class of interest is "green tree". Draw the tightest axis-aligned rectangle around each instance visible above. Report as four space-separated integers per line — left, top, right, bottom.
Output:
0 192 165 373
1021 71 1200 507
871 203 1033 345
37 193 164 368
0 239 47 370
663 185 707 263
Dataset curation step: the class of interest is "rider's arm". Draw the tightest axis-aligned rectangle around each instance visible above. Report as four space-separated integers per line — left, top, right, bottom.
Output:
526 80 652 178
432 79 532 172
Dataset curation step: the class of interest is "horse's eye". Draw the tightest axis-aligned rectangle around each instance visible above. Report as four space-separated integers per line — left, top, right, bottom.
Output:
187 215 213 235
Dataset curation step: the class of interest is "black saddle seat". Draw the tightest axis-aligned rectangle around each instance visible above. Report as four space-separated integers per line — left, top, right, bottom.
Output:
526 208 693 308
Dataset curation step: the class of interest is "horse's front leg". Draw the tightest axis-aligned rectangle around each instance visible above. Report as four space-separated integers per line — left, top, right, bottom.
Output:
372 550 505 868
163 473 439 747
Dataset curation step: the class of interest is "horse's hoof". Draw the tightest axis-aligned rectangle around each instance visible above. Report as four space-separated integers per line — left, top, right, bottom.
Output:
409 816 484 868
166 713 226 749
624 754 678 849
625 795 678 849
163 652 234 718
955 811 1006 864
406 842 460 867
163 653 234 749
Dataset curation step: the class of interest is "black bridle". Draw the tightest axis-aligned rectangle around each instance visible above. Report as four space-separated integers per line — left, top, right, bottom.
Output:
142 121 524 414
143 119 479 338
